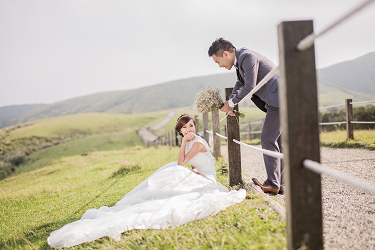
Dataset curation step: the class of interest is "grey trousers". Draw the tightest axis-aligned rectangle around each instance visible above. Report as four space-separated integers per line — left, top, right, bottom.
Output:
261 105 284 191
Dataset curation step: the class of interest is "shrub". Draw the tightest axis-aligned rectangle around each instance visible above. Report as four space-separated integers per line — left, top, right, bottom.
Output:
0 170 8 180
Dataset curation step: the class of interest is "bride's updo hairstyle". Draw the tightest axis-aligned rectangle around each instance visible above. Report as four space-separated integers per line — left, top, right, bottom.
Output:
175 114 196 136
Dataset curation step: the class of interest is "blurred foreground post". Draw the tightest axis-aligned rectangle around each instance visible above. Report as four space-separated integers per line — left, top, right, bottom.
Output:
278 20 323 250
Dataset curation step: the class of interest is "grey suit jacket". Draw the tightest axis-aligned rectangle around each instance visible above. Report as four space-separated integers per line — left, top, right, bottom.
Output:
230 47 279 108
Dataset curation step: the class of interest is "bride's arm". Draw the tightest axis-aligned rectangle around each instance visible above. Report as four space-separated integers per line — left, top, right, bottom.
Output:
178 133 206 166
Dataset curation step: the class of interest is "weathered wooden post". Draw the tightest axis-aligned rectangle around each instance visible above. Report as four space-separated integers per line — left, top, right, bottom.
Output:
225 88 242 186
168 132 171 146
175 130 179 147
248 122 252 140
224 126 227 142
203 113 209 145
211 110 221 159
278 20 323 250
169 130 174 147
346 99 354 139
195 115 200 135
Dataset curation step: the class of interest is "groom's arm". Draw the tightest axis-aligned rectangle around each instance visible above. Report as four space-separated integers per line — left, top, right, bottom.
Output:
221 79 242 114
227 79 243 108
229 55 259 106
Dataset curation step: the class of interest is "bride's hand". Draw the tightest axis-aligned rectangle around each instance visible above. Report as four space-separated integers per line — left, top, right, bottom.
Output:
183 132 195 143
192 167 205 177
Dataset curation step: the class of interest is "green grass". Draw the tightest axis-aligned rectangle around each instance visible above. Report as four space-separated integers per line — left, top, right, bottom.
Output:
0 146 286 249
0 111 170 179
15 130 144 175
2 112 168 147
320 129 375 150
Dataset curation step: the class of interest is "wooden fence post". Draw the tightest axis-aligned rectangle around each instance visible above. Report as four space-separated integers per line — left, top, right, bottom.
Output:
278 20 323 250
225 88 242 186
248 122 252 140
175 130 179 147
346 99 354 139
203 113 209 144
224 126 227 142
211 110 221 159
195 115 200 135
171 130 174 146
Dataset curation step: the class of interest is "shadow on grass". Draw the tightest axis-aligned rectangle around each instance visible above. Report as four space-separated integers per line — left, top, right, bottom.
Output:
0 167 148 249
0 219 76 249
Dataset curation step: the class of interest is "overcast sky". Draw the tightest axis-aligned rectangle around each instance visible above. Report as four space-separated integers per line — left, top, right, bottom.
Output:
1 0 374 107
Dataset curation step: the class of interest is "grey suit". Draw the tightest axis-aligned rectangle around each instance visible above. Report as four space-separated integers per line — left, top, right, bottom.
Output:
230 47 284 191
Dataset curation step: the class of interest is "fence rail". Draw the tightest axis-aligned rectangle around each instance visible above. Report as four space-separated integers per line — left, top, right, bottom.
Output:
303 159 375 194
296 0 375 51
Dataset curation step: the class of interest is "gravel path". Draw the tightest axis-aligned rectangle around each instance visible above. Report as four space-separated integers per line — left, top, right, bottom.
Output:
221 145 375 249
137 111 176 144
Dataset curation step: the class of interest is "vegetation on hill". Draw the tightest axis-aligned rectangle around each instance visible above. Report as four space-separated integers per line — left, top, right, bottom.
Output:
0 111 169 180
320 104 375 132
0 146 286 249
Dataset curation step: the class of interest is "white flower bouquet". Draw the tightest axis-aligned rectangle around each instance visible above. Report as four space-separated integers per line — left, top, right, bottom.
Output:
193 87 245 120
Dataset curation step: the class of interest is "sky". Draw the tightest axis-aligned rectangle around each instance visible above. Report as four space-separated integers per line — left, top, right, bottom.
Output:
1 0 374 107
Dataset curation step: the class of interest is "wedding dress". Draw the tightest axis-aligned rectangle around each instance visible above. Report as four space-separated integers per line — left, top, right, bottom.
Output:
47 135 246 248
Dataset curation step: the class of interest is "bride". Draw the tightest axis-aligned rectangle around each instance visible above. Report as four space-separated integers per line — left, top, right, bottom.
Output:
48 114 246 248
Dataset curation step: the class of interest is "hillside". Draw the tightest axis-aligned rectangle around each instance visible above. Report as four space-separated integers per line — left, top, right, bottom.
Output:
1 51 375 129
0 104 45 128
0 111 171 180
318 52 375 95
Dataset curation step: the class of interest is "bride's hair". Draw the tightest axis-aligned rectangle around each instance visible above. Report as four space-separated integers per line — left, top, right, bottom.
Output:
175 114 196 136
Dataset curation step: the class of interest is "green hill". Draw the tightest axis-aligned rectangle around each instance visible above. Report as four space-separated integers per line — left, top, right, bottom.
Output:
1 51 375 129
0 111 171 179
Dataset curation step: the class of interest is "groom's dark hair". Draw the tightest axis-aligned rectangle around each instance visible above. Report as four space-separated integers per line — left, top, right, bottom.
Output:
208 38 235 57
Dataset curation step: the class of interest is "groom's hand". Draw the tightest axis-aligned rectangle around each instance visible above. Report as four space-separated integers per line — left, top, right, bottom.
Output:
220 101 235 116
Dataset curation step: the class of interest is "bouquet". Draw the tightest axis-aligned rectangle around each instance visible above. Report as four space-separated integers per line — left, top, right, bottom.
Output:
193 87 245 121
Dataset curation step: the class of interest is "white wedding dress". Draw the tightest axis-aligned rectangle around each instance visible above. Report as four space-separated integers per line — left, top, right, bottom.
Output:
47 135 246 248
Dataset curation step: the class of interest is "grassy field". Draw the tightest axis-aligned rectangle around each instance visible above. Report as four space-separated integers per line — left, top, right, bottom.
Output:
0 146 286 249
1 112 169 150
320 129 375 150
0 111 170 179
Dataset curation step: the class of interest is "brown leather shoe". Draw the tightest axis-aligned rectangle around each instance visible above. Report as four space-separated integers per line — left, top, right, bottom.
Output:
252 178 279 194
261 183 279 194
252 178 263 187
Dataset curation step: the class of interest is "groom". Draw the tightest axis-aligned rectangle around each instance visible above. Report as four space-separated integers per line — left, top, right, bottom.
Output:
208 38 283 195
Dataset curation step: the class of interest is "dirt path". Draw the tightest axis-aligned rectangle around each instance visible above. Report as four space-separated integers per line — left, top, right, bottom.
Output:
137 111 176 144
221 145 375 249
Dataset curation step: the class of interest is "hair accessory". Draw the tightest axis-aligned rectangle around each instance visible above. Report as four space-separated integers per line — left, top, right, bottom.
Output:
176 114 192 124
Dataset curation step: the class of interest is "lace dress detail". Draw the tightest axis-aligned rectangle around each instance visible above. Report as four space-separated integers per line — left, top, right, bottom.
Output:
47 136 246 248
186 135 217 180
